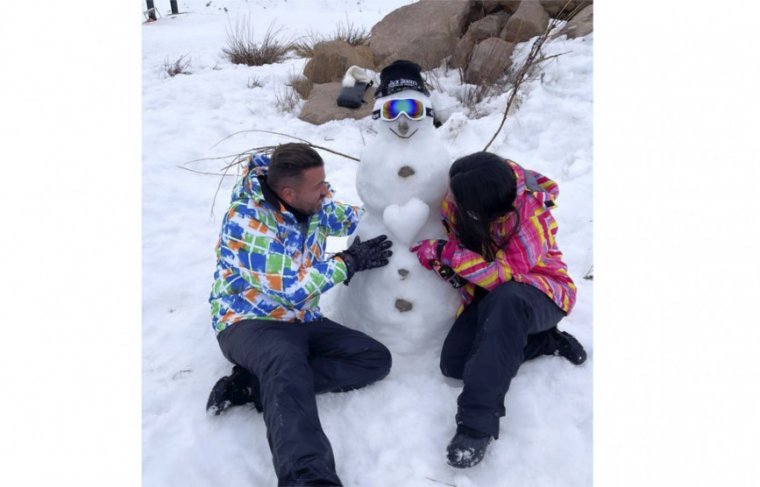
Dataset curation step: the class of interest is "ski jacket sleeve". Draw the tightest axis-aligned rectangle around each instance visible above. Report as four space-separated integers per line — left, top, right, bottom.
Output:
441 178 560 292
218 201 349 310
321 199 364 237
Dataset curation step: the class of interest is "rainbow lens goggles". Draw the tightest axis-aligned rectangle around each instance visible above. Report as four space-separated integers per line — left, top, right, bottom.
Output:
372 98 434 121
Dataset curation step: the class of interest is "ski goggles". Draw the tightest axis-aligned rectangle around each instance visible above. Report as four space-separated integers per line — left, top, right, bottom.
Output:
372 98 434 121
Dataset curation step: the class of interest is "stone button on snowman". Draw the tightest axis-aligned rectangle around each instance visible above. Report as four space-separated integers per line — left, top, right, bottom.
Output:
334 60 460 355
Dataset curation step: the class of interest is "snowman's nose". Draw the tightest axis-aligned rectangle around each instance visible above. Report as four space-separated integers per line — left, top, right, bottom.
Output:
398 166 415 178
397 119 410 135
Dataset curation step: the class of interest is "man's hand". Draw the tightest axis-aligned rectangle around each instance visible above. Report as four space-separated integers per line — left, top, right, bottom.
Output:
337 234 393 283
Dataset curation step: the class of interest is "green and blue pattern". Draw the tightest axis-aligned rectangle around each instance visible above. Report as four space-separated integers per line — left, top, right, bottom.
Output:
209 154 363 334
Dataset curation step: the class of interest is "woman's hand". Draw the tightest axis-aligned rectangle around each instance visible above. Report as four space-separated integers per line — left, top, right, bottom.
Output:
410 237 460 269
410 240 442 269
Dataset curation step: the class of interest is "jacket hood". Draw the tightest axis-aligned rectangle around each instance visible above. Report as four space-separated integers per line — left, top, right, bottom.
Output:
234 154 271 204
507 159 559 209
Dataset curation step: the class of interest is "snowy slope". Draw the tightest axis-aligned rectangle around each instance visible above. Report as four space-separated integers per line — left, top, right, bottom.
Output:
142 1 593 485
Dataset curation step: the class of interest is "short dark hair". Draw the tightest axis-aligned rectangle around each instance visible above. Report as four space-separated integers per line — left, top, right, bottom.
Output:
268 143 324 190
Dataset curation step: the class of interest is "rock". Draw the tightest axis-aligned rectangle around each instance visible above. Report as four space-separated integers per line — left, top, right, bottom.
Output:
298 82 374 125
468 11 510 41
451 30 476 69
476 0 505 15
559 4 593 38
370 0 471 70
395 298 413 312
289 76 313 99
540 0 592 19
499 0 523 14
472 0 522 14
500 0 550 43
303 41 374 84
465 37 515 85
452 10 510 69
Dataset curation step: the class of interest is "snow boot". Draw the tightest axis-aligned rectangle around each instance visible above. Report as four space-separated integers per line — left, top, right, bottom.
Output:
446 426 492 468
206 365 263 416
336 65 372 109
550 328 587 365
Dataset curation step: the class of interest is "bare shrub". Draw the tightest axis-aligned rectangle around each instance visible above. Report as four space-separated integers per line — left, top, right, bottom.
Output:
424 66 445 93
163 53 191 77
289 19 370 59
334 19 370 46
223 19 291 66
459 85 492 119
290 31 321 58
247 76 264 89
274 84 301 113
287 72 313 100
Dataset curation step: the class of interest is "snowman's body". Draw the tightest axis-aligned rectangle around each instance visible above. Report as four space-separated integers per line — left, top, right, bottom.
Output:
334 90 460 354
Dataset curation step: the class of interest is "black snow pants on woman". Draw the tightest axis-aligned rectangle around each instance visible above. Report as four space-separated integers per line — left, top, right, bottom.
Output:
440 280 566 439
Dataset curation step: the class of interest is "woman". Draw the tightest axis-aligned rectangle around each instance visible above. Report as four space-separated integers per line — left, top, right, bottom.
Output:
411 152 587 468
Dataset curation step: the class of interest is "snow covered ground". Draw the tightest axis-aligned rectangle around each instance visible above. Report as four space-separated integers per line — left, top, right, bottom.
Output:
142 1 593 485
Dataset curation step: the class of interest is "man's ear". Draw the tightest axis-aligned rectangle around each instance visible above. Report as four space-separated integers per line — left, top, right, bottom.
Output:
279 186 297 205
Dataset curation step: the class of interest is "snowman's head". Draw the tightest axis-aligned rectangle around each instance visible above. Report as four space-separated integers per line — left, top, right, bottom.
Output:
372 90 435 140
372 60 434 141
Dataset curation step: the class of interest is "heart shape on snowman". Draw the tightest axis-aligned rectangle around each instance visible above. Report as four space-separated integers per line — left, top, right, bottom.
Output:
382 198 430 246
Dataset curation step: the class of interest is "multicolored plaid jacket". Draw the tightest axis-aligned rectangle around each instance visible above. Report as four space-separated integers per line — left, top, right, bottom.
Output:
442 159 577 315
209 154 363 335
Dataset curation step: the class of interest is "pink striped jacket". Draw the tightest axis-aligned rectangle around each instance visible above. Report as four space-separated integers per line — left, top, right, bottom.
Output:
442 159 577 315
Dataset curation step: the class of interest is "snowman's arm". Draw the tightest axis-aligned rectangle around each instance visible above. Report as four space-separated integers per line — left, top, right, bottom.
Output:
219 214 350 310
323 200 364 237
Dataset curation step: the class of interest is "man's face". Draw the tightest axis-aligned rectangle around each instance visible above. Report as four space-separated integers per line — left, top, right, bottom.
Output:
283 166 329 215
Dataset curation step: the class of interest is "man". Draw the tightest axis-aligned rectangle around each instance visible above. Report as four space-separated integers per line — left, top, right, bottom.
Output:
207 143 393 486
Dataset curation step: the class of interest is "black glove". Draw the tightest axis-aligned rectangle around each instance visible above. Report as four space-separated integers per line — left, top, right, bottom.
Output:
336 234 393 284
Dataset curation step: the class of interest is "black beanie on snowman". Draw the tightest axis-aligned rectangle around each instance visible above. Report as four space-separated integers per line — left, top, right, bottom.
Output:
374 59 430 99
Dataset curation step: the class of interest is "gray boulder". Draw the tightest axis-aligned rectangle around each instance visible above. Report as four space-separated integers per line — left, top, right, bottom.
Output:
465 37 515 85
303 41 374 84
298 82 374 125
451 30 476 69
453 10 510 69
540 0 592 19
468 11 510 42
370 0 471 70
559 4 593 38
474 0 522 14
501 0 550 42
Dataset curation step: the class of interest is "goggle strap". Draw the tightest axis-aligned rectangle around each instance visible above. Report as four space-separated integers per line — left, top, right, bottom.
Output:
371 107 435 120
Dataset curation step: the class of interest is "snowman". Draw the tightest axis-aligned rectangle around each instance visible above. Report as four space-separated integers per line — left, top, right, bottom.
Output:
333 60 460 355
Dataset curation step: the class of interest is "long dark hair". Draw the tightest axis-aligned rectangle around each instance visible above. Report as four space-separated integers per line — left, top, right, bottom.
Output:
449 152 518 261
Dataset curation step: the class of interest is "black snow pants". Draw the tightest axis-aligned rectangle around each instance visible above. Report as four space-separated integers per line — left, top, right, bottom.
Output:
440 281 566 438
217 317 392 486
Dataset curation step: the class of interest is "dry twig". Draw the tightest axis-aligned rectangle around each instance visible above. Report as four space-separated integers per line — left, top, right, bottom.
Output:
180 131 360 217
425 477 457 487
209 129 359 161
483 0 583 151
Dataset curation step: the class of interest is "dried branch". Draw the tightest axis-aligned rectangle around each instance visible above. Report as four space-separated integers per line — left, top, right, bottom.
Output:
184 130 361 218
583 265 593 280
209 129 359 161
483 0 584 151
177 166 237 177
210 157 238 218
483 18 562 151
425 477 457 487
